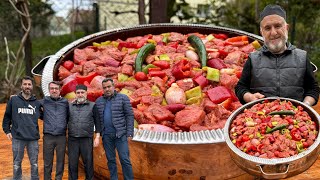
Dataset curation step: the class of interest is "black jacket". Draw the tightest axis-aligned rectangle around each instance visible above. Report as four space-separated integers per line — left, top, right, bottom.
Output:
39 96 68 136
2 92 41 140
68 100 101 138
95 92 134 138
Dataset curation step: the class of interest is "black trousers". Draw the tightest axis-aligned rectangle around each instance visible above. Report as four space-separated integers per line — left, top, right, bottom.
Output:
43 134 66 180
68 136 94 180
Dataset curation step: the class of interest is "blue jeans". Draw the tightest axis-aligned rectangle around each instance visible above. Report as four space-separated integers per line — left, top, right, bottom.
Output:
102 134 133 180
12 138 39 180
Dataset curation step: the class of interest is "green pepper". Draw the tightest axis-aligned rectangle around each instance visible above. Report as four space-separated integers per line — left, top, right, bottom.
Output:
266 124 287 134
142 64 158 74
134 43 156 72
206 67 220 82
151 85 162 96
185 86 202 99
119 88 133 96
186 96 202 105
296 141 304 153
187 35 207 67
159 54 170 61
117 73 129 82
269 110 295 116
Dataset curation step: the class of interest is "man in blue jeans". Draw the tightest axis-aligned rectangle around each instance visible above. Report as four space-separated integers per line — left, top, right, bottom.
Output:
39 81 68 180
96 78 134 180
2 76 41 179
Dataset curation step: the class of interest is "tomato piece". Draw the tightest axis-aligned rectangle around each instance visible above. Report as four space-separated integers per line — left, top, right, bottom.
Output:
62 60 74 71
135 72 148 81
303 142 310 148
152 60 170 69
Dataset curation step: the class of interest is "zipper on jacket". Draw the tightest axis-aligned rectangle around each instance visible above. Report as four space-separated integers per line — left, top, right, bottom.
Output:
276 57 280 97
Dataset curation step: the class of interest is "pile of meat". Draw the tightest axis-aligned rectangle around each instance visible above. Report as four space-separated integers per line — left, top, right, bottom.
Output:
229 99 318 158
58 31 259 132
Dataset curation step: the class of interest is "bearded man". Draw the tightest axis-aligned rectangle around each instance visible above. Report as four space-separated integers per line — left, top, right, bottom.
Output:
2 76 41 179
235 4 319 106
67 84 101 180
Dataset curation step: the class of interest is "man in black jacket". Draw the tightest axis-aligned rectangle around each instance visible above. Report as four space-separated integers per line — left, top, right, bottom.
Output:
235 4 319 105
68 84 101 180
2 76 41 180
95 78 134 180
39 81 68 180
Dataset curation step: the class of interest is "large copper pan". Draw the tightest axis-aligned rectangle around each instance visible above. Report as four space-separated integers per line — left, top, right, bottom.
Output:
32 24 316 179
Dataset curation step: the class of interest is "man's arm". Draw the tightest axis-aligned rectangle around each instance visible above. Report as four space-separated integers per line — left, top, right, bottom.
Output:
303 58 319 106
236 58 252 103
3 98 13 140
122 95 134 138
92 104 101 147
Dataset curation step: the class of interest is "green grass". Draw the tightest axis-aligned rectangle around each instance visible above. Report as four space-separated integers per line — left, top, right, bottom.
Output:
0 31 86 79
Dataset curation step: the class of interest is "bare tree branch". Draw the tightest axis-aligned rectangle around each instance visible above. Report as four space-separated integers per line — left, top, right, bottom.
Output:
4 37 10 83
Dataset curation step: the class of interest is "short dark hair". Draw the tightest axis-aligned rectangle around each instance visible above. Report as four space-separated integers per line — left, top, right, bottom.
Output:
48 81 61 89
102 78 114 86
75 84 87 91
21 76 33 85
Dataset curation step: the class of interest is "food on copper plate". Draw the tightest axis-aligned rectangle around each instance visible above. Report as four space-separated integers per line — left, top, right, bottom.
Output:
58 32 261 132
229 99 318 158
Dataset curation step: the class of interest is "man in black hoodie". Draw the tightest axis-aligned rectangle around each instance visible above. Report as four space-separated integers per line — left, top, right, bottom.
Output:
2 76 41 180
39 81 68 180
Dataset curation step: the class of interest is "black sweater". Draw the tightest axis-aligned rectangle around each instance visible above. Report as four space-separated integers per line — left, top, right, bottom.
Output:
2 92 41 140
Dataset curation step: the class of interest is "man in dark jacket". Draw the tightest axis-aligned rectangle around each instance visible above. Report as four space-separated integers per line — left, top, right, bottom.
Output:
68 84 101 180
2 76 41 180
235 4 319 105
39 81 68 180
95 78 134 180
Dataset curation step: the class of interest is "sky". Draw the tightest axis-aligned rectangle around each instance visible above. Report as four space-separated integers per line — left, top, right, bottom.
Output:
48 0 94 18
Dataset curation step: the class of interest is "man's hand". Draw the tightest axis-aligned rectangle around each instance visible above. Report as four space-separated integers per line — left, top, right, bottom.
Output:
6 133 12 141
93 133 100 147
243 92 265 103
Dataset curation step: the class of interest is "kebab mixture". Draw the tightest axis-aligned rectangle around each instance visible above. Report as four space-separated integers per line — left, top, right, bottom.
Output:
229 99 318 158
58 31 262 132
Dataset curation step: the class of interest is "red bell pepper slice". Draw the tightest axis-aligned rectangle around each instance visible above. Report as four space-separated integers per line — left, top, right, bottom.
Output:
213 33 228 40
76 72 98 84
193 75 208 88
167 42 179 49
226 35 248 43
291 128 302 141
207 86 232 104
61 79 78 96
207 58 227 70
171 59 191 80
152 60 170 69
148 67 162 72
149 71 166 78
218 49 229 59
118 41 138 50
235 71 242 79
